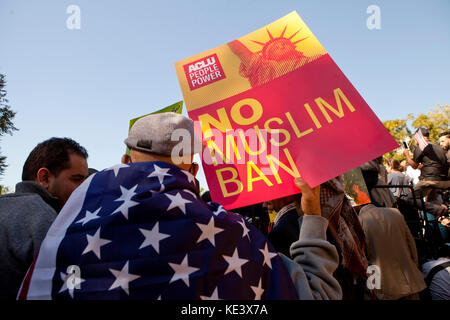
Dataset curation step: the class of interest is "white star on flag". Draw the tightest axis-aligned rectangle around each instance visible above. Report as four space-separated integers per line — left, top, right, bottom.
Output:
165 192 192 214
105 163 129 177
82 227 112 259
200 287 221 300
223 248 249 278
59 270 85 298
182 170 195 184
213 205 226 216
139 222 171 253
108 261 140 295
148 164 171 184
238 219 251 241
259 242 278 269
183 189 198 200
196 217 224 246
112 185 139 219
76 207 102 226
251 278 264 300
168 254 200 287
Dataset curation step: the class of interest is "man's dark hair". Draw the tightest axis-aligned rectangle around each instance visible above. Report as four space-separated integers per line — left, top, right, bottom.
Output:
22 137 88 181
438 131 450 138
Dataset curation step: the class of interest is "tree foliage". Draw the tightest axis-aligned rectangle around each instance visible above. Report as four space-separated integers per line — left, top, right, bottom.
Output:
382 119 411 143
0 74 18 177
383 104 449 162
0 185 12 195
411 104 449 142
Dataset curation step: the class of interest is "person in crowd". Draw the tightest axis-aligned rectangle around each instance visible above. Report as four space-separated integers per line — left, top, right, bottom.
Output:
421 245 450 300
0 137 89 299
268 177 369 300
267 194 299 258
404 160 421 186
439 216 450 228
403 128 449 217
368 156 396 208
263 201 277 233
18 113 342 300
356 160 427 300
399 160 406 172
384 158 393 174
438 131 450 153
387 159 412 199
378 157 388 182
438 130 450 178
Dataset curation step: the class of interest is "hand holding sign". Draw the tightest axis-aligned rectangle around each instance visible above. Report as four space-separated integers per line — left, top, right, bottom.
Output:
294 178 321 216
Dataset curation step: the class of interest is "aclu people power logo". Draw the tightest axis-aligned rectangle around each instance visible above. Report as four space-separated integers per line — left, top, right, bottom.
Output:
183 54 226 90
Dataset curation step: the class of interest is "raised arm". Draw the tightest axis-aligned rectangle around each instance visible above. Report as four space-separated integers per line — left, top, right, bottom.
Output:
403 149 419 169
279 179 342 300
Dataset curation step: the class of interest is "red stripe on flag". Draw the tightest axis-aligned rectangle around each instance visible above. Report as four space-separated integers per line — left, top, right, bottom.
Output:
17 251 39 300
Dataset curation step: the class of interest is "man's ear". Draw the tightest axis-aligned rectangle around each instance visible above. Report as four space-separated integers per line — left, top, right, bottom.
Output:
121 154 131 164
36 168 51 190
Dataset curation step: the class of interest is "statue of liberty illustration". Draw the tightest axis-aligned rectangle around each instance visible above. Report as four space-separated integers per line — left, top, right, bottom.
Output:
228 25 323 88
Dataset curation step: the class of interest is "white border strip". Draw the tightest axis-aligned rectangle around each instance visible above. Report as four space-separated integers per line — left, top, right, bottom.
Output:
25 174 95 299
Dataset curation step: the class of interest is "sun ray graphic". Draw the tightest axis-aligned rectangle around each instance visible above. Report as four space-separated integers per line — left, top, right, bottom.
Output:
279 25 288 38
251 40 266 46
251 25 309 58
266 28 275 40
292 37 308 45
287 28 302 40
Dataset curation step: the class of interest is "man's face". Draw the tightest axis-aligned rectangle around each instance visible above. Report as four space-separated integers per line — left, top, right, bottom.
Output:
270 196 296 212
438 135 450 151
47 153 88 206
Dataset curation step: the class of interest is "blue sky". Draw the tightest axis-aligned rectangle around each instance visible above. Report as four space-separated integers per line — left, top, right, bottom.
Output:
1 0 449 190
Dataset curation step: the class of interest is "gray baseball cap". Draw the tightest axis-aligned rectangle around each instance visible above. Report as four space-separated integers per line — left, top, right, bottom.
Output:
124 112 202 157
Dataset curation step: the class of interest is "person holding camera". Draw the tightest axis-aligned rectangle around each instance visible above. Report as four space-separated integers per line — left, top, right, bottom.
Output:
403 128 449 217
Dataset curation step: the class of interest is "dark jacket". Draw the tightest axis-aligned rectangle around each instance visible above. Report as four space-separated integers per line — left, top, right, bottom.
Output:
268 201 367 300
268 209 299 258
413 143 449 181
0 182 59 299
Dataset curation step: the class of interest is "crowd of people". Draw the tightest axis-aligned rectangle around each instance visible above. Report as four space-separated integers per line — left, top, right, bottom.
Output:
0 113 448 300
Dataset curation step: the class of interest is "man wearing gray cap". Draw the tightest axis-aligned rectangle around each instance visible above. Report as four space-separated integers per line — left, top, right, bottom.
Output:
19 112 342 300
121 112 202 177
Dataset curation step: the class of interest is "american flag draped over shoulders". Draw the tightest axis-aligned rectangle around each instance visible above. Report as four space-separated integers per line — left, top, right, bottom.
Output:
19 161 297 300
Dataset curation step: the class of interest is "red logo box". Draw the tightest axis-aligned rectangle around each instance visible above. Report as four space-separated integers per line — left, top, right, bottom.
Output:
183 54 226 90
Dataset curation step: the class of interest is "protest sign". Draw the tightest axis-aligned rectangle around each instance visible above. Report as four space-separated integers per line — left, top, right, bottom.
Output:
125 101 183 155
174 11 397 209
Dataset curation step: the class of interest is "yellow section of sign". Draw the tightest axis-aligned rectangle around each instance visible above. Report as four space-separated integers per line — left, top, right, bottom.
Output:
174 11 327 112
